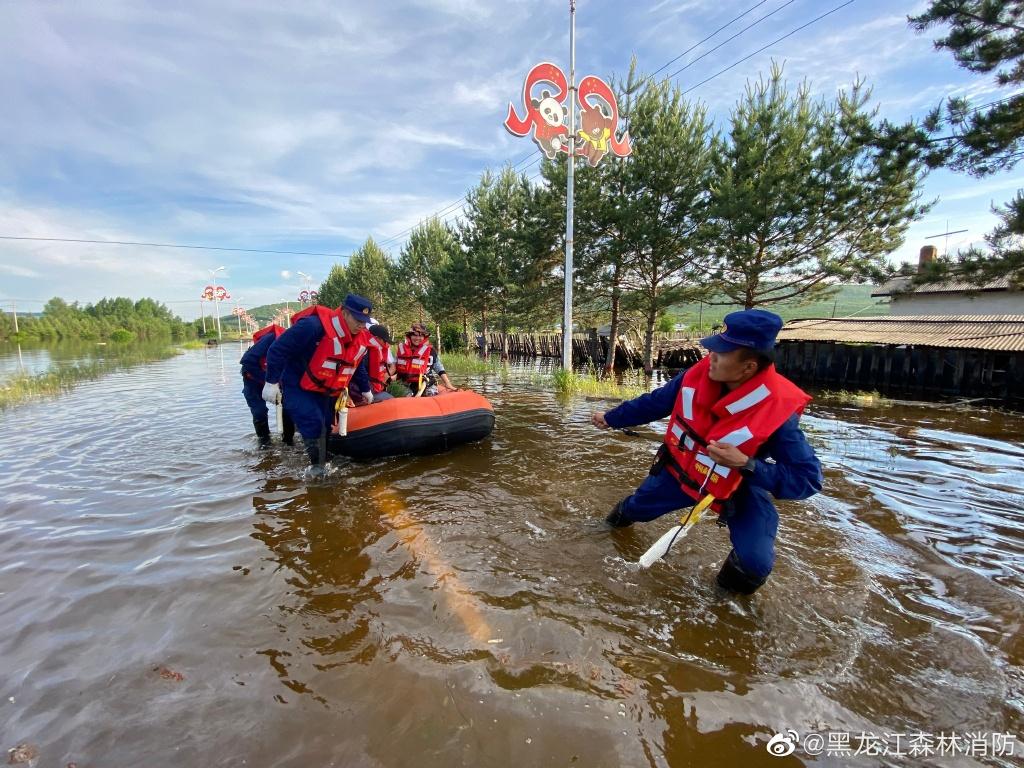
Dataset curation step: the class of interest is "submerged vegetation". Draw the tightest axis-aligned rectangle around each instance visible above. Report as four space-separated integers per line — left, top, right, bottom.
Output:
0 345 180 410
551 368 649 399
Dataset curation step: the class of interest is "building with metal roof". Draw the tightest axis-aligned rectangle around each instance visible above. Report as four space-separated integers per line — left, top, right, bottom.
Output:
872 245 1022 316
779 315 1024 352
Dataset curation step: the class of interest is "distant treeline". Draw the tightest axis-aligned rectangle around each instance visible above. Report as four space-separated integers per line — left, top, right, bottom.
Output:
0 297 197 343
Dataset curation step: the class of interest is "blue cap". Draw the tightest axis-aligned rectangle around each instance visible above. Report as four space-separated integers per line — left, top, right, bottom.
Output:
341 293 373 324
701 309 783 356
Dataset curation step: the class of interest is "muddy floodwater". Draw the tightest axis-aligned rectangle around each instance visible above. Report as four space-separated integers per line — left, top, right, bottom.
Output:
2 344 1023 767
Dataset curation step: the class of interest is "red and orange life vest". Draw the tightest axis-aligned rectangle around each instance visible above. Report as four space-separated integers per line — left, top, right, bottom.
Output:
249 323 285 373
662 356 811 512
298 306 371 397
395 340 432 385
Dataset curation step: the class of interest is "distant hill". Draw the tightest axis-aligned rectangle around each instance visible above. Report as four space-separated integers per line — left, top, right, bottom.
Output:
669 284 889 328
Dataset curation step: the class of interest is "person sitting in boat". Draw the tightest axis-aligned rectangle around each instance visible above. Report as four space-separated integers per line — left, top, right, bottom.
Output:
351 324 396 404
262 294 374 475
240 322 294 448
395 322 454 396
591 309 822 595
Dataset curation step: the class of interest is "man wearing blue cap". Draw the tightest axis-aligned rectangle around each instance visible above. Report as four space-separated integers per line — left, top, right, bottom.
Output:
263 294 374 476
592 308 823 594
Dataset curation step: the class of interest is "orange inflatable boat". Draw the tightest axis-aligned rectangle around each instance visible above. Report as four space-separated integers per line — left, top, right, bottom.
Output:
328 389 494 460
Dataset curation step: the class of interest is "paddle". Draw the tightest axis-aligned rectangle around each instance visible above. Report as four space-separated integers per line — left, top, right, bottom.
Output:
415 370 427 398
637 462 718 569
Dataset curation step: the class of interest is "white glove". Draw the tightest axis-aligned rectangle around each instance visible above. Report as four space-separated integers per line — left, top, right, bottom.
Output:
363 390 374 404
262 382 281 404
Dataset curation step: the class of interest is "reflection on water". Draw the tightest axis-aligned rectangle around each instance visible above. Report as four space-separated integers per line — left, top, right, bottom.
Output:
0 350 1022 766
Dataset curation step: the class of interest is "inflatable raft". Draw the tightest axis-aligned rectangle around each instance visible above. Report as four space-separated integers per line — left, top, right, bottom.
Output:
328 389 494 460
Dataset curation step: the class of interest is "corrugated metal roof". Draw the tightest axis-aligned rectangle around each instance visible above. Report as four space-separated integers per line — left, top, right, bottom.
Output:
778 315 1024 352
872 275 1013 296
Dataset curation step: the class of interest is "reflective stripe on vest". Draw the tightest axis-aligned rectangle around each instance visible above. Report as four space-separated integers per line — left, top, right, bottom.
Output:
395 340 432 383
662 356 811 506
299 307 371 397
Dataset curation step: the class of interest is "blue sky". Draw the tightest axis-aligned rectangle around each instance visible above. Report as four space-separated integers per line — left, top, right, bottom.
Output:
1 0 1020 320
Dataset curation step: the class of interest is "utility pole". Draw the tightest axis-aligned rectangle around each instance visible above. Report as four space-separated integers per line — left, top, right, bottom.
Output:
562 0 577 371
10 301 18 334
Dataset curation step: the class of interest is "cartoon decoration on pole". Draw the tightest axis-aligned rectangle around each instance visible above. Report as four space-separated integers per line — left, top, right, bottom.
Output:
503 63 631 166
576 76 632 166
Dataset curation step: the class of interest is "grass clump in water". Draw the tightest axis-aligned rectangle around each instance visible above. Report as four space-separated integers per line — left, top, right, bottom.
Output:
816 389 894 407
0 347 179 410
552 367 648 399
440 352 502 375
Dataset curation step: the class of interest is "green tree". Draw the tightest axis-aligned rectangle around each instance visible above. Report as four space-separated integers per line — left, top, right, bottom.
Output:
707 65 928 311
398 217 459 325
619 76 718 372
457 167 554 357
910 0 1024 176
909 0 1024 284
318 263 348 310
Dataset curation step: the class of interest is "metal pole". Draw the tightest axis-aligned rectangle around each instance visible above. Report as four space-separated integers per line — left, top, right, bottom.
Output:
200 299 206 334
214 294 222 340
11 301 18 334
562 0 576 371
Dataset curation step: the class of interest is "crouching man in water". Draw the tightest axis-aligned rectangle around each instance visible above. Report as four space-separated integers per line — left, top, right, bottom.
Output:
262 294 374 476
591 309 822 595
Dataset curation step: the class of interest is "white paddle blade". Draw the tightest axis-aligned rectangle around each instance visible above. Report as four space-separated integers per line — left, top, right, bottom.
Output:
276 402 284 432
638 524 688 569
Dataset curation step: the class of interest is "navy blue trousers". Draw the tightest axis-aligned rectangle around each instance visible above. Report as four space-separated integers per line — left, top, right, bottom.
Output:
282 383 334 441
242 377 268 422
621 469 778 579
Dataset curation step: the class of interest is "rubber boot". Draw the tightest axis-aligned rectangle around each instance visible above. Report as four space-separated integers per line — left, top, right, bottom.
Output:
281 411 295 446
303 437 326 479
605 498 634 528
254 418 272 449
716 549 767 595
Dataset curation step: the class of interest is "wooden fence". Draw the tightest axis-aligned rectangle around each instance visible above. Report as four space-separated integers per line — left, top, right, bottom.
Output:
775 341 1024 405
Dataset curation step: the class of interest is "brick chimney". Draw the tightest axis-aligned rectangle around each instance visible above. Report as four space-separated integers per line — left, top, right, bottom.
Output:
919 245 938 269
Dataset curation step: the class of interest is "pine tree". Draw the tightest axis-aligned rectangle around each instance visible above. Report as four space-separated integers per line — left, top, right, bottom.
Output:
707 64 927 310
909 0 1024 284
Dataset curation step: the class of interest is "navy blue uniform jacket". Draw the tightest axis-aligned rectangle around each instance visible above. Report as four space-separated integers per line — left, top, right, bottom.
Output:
605 371 822 506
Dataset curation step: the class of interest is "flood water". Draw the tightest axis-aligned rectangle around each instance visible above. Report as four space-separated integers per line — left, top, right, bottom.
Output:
2 343 1023 767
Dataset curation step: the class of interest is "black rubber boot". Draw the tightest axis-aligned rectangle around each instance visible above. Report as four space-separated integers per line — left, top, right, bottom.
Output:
716 550 767 595
254 418 272 449
605 498 634 528
281 412 295 446
302 437 320 465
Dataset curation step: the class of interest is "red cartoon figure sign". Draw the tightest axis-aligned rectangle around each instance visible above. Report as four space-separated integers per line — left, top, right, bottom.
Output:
576 76 632 167
504 64 631 166
504 62 570 159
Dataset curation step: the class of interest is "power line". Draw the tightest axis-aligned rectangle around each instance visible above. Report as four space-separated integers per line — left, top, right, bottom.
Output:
650 0 773 78
0 235 350 258
680 0 858 95
664 0 801 81
376 154 542 248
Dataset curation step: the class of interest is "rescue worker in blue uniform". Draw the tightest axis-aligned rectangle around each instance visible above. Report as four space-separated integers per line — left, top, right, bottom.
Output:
592 309 823 594
262 294 374 475
240 323 294 448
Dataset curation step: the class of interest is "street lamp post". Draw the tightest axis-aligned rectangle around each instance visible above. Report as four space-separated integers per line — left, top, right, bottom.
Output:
209 266 225 340
296 271 316 307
